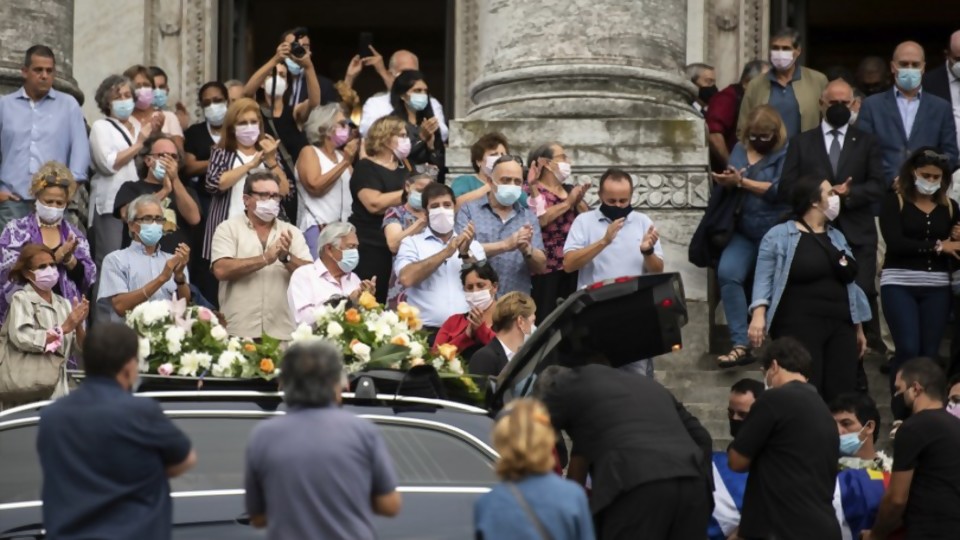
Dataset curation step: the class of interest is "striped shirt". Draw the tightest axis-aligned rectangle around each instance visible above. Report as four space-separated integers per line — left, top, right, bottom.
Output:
203 147 266 259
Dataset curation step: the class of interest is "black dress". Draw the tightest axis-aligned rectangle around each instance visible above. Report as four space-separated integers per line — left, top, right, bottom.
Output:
349 159 407 303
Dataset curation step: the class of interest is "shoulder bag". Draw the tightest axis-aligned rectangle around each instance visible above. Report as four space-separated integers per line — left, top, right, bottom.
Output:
507 482 554 540
0 305 66 405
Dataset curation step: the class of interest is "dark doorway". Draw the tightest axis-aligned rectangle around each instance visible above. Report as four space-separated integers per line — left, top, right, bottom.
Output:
218 0 451 116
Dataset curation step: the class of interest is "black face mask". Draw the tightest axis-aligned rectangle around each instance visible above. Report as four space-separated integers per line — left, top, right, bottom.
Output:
729 418 744 438
825 103 852 129
749 136 778 155
599 203 633 221
698 85 719 104
892 391 913 420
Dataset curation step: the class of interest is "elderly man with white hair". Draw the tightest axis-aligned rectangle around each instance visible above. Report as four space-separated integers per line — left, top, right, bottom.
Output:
287 221 376 325
358 49 448 141
97 194 191 321
295 103 359 259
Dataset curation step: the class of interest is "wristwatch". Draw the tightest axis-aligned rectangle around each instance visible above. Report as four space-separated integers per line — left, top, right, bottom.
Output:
279 253 291 264
174 275 187 285
641 246 655 256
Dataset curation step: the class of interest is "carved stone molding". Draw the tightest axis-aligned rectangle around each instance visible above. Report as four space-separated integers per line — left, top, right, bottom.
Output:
578 170 710 210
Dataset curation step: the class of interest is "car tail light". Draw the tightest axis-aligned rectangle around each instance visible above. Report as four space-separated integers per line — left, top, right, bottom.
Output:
660 298 673 308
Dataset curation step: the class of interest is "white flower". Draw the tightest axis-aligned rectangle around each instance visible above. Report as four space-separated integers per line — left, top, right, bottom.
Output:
227 337 242 352
178 351 212 376
448 358 464 375
210 325 228 342
431 357 445 371
326 321 344 337
381 311 400 327
372 322 392 339
291 323 318 343
139 300 172 326
138 337 151 363
409 341 424 359
217 350 241 368
350 341 372 362
211 363 227 377
164 326 185 354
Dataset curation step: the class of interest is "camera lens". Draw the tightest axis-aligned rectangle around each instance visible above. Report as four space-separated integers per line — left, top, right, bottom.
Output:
290 43 306 58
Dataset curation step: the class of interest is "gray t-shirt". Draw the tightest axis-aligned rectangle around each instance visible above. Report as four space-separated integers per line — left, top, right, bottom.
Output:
245 407 398 540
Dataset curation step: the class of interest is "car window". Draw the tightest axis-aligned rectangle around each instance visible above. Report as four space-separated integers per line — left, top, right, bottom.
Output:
0 424 41 504
376 423 496 486
169 417 258 492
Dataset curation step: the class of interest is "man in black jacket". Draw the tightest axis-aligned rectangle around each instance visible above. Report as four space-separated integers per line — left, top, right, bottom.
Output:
921 30 960 108
780 78 887 358
535 364 713 540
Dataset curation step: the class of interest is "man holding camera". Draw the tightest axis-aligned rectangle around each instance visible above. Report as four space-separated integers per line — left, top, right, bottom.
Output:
281 27 340 107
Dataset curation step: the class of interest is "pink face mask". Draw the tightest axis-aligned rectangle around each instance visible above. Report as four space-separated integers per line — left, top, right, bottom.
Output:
31 266 60 291
235 124 261 147
947 401 960 421
393 136 412 160
331 125 351 147
134 87 154 110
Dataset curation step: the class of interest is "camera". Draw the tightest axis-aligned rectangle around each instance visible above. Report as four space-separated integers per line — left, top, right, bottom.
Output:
289 31 307 58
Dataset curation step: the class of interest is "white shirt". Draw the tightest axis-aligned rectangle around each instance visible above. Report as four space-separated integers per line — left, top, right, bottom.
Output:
563 209 664 290
948 60 960 153
88 117 142 225
820 120 848 153
295 146 352 231
359 93 449 142
500 339 515 362
228 152 266 219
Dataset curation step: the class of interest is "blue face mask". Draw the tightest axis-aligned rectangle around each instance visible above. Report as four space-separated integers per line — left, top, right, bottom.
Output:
337 248 360 273
111 98 135 120
284 58 303 77
408 190 423 210
152 161 166 180
138 223 164 247
408 93 429 111
839 428 866 456
494 184 522 206
153 88 169 108
896 68 922 92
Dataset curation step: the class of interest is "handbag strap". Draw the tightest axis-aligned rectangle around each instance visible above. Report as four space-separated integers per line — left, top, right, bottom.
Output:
507 483 554 540
260 106 295 173
106 118 134 147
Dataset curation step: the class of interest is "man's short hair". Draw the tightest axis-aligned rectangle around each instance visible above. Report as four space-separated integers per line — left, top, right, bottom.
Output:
741 60 770 83
148 66 168 83
756 337 812 379
898 357 947 402
684 62 714 84
598 168 633 193
730 378 764 400
24 45 55 68
421 182 454 209
126 194 162 225
281 341 344 408
243 171 280 195
135 133 183 180
83 323 140 377
530 365 572 400
829 392 881 443
317 222 355 254
771 27 802 48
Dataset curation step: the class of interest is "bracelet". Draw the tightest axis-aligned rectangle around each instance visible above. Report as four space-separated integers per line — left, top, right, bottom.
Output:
262 254 269 264
141 288 149 301
641 247 655 256
935 240 944 255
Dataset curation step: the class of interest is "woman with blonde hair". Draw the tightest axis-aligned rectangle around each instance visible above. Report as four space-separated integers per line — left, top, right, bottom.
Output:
203 97 289 261
0 162 96 325
349 115 409 302
711 104 789 367
474 398 594 540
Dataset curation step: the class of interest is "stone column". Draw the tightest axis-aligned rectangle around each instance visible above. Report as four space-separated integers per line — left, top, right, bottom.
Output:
450 0 710 301
0 0 81 100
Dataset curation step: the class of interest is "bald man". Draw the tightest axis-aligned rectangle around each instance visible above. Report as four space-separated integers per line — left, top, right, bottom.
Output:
358 49 449 141
781 77 887 375
857 41 958 188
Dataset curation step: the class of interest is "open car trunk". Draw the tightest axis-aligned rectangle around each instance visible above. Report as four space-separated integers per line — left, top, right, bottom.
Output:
488 273 688 412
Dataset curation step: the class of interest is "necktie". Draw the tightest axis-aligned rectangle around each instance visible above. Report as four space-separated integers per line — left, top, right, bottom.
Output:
829 129 841 176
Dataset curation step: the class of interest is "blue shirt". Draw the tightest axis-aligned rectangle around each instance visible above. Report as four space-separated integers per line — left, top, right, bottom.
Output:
456 197 545 295
97 242 189 321
37 377 192 540
394 230 486 327
766 69 802 138
0 87 90 198
728 142 789 241
474 474 595 540
563 208 663 290
895 89 922 137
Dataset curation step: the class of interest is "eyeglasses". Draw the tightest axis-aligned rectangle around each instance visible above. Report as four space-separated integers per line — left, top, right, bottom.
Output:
135 216 166 224
249 191 283 202
150 152 179 160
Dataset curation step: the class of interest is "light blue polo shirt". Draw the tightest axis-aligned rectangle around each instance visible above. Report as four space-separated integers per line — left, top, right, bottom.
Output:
563 209 663 290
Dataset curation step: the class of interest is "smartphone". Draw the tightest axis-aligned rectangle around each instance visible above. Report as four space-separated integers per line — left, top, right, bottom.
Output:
359 32 374 58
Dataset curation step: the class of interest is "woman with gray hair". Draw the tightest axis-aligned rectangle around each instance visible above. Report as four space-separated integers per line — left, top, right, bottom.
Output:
295 104 360 259
89 74 158 267
287 221 375 324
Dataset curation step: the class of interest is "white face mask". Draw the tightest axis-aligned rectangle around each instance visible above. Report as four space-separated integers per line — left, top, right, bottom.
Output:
464 289 494 311
822 194 841 221
482 154 502 176
555 162 573 183
770 50 795 71
263 76 287 99
429 207 455 235
951 61 960 80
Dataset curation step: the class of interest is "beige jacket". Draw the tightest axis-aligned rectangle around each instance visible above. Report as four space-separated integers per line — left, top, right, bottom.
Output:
736 65 828 139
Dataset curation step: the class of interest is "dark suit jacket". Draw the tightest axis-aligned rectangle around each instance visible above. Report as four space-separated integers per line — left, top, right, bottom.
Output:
289 73 340 106
923 63 953 104
856 88 959 186
780 124 886 246
467 338 509 378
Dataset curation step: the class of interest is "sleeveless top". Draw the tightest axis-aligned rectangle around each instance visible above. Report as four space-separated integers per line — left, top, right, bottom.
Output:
295 146 352 230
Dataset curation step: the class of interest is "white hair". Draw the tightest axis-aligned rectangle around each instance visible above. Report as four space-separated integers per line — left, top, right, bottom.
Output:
316 222 355 256
126 194 161 225
304 104 342 145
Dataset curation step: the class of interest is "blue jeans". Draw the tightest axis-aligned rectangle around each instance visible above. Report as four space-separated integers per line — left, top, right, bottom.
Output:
718 233 760 347
881 284 952 393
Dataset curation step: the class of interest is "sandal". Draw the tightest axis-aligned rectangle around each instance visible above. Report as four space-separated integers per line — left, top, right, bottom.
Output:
718 346 749 369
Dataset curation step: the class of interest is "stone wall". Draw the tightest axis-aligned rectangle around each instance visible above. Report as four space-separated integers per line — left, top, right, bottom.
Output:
0 0 80 99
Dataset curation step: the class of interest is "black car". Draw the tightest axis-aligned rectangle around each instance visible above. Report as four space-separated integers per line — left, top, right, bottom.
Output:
0 390 498 539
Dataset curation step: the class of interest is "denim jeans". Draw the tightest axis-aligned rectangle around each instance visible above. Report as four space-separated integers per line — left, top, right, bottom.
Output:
718 233 760 347
881 284 952 393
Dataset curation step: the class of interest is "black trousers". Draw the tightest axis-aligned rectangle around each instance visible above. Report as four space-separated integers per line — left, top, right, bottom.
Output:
531 269 579 323
356 243 392 304
595 477 709 540
771 315 859 402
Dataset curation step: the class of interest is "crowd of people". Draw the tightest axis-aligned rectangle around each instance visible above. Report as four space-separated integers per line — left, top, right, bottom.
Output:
3 18 960 540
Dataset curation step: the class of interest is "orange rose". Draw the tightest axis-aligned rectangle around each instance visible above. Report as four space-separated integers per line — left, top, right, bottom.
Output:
243 343 257 353
358 291 379 310
437 343 458 362
391 334 410 346
396 302 413 318
408 316 423 331
259 358 275 373
345 308 361 324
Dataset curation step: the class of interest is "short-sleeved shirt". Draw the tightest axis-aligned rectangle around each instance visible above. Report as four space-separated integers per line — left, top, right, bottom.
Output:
211 214 311 339
245 407 397 540
394 230 486 327
113 180 200 255
287 260 361 324
730 381 841 540
456 197 544 295
563 209 663 290
349 159 407 250
38 376 191 540
97 242 189 321
767 68 802 139
892 408 960 538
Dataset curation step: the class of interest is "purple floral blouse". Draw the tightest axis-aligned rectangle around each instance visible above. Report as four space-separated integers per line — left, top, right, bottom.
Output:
534 184 578 273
